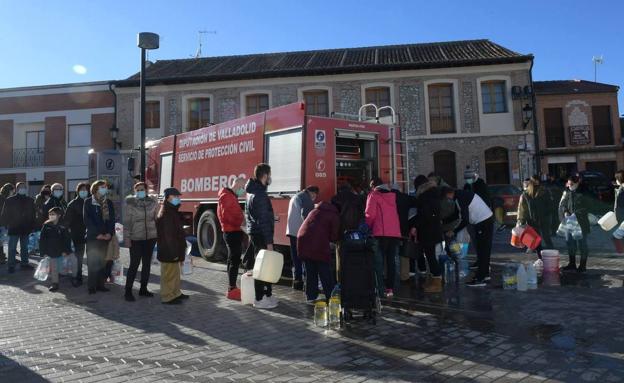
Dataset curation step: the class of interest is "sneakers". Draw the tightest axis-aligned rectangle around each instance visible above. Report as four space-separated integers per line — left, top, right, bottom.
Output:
266 295 278 307
466 278 487 287
292 280 304 291
48 283 59 292
254 296 278 309
162 296 183 305
424 277 443 293
125 293 136 302
179 293 190 300
226 287 242 301
384 289 394 298
139 289 154 297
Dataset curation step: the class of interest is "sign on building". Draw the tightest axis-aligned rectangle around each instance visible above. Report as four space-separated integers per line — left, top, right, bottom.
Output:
569 125 591 146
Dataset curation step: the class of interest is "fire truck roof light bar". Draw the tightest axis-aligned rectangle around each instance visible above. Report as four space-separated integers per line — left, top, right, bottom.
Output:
357 103 397 125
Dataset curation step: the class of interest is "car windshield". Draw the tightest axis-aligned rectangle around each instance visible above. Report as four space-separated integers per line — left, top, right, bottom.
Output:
488 184 522 196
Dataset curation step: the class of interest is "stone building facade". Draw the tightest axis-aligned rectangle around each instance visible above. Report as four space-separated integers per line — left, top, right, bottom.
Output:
114 40 535 190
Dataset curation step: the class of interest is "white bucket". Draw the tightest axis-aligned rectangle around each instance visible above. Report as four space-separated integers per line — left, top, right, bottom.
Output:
541 249 560 272
598 212 618 231
240 272 255 305
252 249 284 283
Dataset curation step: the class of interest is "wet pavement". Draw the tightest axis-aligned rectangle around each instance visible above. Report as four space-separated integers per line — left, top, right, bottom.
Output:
0 227 623 382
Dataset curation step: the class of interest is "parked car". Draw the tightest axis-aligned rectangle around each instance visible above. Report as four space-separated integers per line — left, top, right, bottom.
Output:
578 171 614 215
488 184 522 226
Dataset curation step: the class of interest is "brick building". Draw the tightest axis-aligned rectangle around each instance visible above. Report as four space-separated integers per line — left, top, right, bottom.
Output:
113 39 536 189
0 82 115 198
534 80 622 179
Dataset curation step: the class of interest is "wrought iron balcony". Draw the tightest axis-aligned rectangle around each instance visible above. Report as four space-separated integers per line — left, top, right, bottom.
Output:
13 148 45 168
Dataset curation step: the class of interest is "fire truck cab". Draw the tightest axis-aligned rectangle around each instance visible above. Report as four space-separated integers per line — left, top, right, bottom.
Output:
145 102 405 259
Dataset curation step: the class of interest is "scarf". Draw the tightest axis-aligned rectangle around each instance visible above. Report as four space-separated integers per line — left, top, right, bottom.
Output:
95 193 110 221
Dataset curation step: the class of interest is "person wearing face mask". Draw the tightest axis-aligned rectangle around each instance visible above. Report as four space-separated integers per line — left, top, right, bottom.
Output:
122 182 158 302
217 177 247 300
43 183 68 221
156 187 189 304
0 183 15 264
0 182 36 273
39 207 73 292
64 183 90 286
559 175 590 272
286 185 319 291
245 163 278 309
83 180 116 294
614 171 624 228
34 185 52 230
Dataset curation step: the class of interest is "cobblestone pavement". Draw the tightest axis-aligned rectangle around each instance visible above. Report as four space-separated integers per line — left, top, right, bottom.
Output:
1 228 623 383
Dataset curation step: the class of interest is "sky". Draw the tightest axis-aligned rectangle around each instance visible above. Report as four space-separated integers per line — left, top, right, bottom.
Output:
0 0 622 109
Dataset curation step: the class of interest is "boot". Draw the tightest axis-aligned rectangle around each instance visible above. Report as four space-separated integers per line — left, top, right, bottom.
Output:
577 255 588 273
424 276 443 293
562 253 577 271
139 284 154 297
125 290 136 302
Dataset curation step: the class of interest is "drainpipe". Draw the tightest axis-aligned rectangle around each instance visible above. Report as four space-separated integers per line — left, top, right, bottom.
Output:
108 81 118 150
528 57 542 175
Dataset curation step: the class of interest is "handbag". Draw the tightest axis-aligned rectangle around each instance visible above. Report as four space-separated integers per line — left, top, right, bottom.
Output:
106 238 120 261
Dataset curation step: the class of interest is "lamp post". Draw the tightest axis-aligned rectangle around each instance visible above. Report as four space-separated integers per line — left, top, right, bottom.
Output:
137 32 159 182
109 126 120 150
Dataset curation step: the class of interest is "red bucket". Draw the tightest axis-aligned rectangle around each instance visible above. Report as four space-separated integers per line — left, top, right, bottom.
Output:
520 225 542 250
613 238 624 254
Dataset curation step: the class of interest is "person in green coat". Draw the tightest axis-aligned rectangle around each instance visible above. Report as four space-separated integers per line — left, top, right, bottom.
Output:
517 176 553 257
559 175 590 272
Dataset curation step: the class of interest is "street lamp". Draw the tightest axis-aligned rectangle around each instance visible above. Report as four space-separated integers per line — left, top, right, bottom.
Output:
522 103 533 128
137 32 159 182
109 126 121 150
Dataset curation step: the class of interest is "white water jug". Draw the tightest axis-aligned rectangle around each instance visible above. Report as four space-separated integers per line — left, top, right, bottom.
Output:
240 272 255 305
516 263 528 292
252 249 284 283
598 212 617 231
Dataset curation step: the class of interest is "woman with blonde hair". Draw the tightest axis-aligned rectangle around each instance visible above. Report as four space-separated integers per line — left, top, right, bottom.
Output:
517 175 553 257
83 180 116 294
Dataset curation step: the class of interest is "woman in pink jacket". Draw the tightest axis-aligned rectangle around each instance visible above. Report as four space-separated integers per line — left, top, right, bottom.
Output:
365 178 402 298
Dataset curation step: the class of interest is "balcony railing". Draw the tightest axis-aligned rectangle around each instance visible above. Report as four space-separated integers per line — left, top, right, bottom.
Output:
13 148 45 168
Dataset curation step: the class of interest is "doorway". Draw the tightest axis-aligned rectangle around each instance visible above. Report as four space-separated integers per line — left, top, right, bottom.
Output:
335 132 378 194
485 147 510 185
433 150 457 187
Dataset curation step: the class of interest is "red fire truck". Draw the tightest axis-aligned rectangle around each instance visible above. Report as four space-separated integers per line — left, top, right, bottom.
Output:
145 102 406 259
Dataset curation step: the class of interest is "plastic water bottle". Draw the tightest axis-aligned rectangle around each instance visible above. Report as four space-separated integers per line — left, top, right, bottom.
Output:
328 285 341 330
503 263 517 290
314 299 328 328
533 259 544 276
458 244 469 279
444 261 456 285
516 263 528 291
527 262 537 289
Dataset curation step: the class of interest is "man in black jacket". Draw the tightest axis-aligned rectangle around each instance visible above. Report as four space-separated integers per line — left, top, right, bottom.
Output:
0 182 36 273
64 182 89 285
390 183 418 284
43 183 68 220
0 183 15 264
245 163 278 310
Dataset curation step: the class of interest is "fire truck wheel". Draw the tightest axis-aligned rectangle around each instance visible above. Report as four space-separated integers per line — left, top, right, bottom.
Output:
197 210 226 261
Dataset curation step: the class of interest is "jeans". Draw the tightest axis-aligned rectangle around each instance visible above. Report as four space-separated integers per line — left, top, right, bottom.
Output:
8 234 29 270
73 242 86 280
249 234 272 301
288 235 304 282
223 231 244 288
86 240 107 290
566 231 588 266
304 260 335 301
373 237 399 296
474 217 494 280
125 239 156 292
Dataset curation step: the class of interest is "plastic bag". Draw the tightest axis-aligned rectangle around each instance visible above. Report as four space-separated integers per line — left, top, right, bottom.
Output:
110 259 125 285
61 254 77 276
28 231 41 254
34 256 50 281
151 245 160 265
115 223 124 244
614 221 624 240
456 228 470 244
182 241 193 275
0 227 7 243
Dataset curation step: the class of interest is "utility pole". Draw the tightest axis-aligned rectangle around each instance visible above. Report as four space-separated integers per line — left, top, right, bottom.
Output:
195 30 217 58
592 55 603 82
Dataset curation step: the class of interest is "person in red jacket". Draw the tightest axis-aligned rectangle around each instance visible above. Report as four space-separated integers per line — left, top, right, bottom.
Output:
297 201 340 302
217 177 247 300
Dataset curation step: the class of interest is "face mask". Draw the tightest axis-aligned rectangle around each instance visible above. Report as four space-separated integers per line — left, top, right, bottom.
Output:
136 191 146 199
79 190 89 199
98 187 108 196
266 176 272 186
17 188 27 196
569 184 578 191
49 215 59 222
53 190 63 198
235 188 245 197
170 197 181 206
465 179 474 185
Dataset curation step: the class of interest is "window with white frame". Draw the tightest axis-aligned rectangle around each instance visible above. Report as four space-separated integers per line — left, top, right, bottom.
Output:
428 83 456 134
245 94 269 116
26 130 45 153
145 101 161 130
187 97 211 130
68 124 91 147
481 80 507 114
303 90 329 117
364 86 391 117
